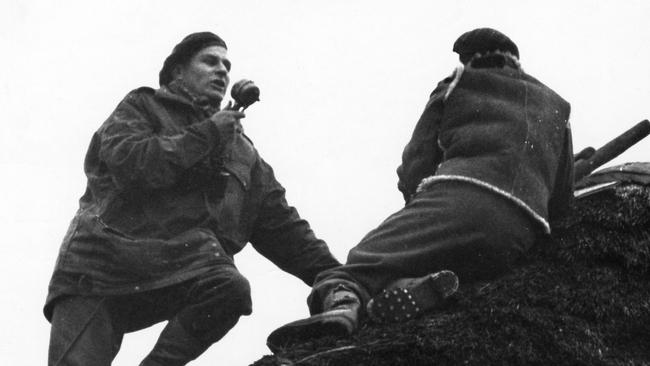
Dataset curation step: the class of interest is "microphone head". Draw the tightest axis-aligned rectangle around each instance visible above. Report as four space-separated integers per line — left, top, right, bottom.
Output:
231 79 260 109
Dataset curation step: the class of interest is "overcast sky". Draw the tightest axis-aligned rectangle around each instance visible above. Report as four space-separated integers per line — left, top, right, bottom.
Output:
1 1 649 365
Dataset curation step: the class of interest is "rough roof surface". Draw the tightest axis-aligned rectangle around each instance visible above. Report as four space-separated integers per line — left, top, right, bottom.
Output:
252 182 650 366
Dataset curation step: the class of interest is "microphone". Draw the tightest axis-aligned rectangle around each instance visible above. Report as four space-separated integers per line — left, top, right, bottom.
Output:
229 79 260 111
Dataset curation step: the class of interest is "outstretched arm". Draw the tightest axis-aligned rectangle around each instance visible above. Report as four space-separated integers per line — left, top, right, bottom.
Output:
250 159 341 286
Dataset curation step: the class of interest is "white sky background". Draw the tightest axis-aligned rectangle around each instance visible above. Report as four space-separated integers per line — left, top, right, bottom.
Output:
1 0 649 365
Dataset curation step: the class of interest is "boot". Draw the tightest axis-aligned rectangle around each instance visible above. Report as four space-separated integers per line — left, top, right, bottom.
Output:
266 284 360 353
366 270 459 324
139 320 209 366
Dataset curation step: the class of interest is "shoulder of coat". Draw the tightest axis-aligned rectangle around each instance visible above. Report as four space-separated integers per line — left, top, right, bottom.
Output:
118 87 156 107
134 86 155 94
428 65 465 103
123 86 155 99
443 65 465 101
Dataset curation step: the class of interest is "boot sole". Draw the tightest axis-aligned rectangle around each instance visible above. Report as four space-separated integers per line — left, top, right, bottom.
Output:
267 309 356 353
366 270 459 324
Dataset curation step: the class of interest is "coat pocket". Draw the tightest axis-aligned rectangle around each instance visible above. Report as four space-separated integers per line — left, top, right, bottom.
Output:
92 216 231 280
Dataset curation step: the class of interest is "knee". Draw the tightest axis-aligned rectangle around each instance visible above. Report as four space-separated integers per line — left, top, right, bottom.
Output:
198 268 252 316
222 270 252 315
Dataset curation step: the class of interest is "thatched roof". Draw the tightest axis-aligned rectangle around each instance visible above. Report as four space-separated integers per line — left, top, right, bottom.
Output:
253 171 650 365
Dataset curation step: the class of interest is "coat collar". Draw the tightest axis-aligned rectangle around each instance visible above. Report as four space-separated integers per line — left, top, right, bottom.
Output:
155 83 220 117
155 85 193 106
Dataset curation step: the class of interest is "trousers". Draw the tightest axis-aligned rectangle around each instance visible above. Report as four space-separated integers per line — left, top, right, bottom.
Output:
308 181 539 314
48 264 252 366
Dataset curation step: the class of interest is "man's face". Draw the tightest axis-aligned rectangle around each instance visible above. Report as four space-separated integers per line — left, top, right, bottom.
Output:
175 45 231 103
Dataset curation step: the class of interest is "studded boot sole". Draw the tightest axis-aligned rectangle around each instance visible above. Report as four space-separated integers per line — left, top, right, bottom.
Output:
366 270 459 323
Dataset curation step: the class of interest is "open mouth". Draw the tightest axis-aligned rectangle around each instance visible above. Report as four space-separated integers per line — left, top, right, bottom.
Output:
210 79 226 90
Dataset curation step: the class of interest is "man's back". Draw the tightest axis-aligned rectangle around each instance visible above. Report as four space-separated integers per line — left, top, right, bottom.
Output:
435 63 573 227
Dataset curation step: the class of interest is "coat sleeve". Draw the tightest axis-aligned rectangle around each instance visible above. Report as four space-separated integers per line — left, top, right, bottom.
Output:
548 121 575 222
249 159 341 286
97 90 223 190
396 78 451 203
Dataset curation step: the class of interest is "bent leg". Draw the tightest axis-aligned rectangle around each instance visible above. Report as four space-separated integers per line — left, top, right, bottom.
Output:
48 296 123 366
140 265 252 366
269 182 539 348
309 182 538 313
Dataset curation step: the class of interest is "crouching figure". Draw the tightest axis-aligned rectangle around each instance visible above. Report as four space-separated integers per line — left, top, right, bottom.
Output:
44 32 340 366
268 27 574 351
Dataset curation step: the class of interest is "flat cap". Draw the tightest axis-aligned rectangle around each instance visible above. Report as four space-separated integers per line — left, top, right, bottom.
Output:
453 28 519 64
159 32 227 86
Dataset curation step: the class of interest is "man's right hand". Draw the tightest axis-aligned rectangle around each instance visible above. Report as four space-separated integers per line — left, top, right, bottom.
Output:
210 109 246 141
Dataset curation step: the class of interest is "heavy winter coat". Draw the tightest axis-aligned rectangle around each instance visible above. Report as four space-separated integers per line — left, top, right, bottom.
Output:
44 87 339 319
397 60 573 233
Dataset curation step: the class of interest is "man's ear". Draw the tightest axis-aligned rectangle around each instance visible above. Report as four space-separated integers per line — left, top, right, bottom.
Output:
172 64 184 81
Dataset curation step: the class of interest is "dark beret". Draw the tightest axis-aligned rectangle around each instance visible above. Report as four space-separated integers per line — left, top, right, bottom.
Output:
159 32 227 86
453 28 519 64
